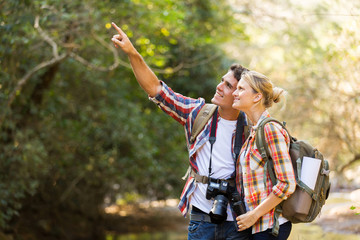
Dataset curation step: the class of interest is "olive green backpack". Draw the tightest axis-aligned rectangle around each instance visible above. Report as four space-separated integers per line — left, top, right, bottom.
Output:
255 118 331 236
182 104 250 181
190 104 218 143
190 104 250 143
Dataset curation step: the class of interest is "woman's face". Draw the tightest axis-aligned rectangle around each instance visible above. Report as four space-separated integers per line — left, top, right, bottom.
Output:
232 78 259 111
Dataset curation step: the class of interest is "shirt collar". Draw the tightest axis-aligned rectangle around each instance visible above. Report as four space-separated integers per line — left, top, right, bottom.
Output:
251 110 271 131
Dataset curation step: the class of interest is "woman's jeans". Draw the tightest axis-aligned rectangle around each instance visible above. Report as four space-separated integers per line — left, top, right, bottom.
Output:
253 221 292 240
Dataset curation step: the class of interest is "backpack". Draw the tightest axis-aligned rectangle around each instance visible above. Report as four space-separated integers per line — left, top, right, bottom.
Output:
190 104 218 143
183 104 250 181
255 117 331 236
190 103 250 143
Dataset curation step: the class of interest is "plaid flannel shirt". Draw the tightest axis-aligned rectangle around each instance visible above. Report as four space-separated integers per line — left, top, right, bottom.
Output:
150 81 246 217
236 110 296 234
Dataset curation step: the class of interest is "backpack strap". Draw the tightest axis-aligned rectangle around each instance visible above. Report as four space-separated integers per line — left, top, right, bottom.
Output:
234 112 247 161
255 117 290 237
190 103 217 143
256 118 290 163
183 104 217 181
244 124 251 141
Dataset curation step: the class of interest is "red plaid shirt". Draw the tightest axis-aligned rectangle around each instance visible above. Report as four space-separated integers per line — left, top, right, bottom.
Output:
150 81 248 217
236 110 296 233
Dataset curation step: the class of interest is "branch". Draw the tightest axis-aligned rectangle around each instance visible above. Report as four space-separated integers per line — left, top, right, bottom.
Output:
90 32 218 74
152 62 184 74
80 33 188 73
301 13 360 17
6 15 69 108
339 154 360 173
69 51 125 71
34 16 58 58
58 172 85 203
6 16 67 109
67 33 130 72
183 52 221 68
0 16 68 127
6 54 67 108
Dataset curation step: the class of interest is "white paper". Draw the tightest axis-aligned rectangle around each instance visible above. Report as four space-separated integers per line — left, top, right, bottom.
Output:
300 156 322 190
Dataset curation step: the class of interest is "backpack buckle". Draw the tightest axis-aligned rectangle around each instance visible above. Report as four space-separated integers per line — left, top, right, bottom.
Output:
321 169 330 176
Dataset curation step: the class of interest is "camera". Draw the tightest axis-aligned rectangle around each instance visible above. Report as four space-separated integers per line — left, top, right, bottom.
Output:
206 178 246 224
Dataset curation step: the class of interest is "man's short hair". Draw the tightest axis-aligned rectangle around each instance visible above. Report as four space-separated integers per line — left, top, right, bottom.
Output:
230 64 249 81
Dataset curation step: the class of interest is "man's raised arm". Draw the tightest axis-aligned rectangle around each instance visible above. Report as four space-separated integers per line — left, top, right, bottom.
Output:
111 22 161 97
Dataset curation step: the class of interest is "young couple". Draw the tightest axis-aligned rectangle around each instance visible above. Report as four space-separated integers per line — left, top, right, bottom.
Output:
111 22 296 240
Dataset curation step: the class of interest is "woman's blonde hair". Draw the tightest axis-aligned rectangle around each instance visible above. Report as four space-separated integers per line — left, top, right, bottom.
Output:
241 70 286 108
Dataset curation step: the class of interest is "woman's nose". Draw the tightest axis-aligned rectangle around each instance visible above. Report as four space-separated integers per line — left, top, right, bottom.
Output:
232 89 238 96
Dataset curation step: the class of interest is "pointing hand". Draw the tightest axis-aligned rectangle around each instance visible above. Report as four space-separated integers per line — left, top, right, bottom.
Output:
111 22 136 55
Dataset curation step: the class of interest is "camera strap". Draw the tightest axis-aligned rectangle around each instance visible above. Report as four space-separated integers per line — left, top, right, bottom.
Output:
235 112 247 199
207 109 246 179
234 112 246 161
208 107 219 177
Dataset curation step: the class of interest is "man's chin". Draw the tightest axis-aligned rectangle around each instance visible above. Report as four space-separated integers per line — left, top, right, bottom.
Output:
210 97 218 105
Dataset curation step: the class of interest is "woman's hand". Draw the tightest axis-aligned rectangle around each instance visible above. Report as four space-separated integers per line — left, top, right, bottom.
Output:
237 193 283 231
236 210 260 231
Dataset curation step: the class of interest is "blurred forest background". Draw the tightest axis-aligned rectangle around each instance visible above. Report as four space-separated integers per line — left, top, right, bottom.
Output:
1 0 359 239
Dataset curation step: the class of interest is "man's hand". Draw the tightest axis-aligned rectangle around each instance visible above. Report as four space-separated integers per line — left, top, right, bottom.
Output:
110 22 161 96
111 22 136 55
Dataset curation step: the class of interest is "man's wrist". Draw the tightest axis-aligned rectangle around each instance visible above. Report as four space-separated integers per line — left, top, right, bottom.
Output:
127 47 140 58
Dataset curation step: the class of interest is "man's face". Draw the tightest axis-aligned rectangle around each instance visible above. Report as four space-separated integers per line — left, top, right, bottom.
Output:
211 71 238 109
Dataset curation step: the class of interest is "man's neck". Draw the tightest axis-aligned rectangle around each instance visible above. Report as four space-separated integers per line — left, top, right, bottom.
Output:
218 107 239 121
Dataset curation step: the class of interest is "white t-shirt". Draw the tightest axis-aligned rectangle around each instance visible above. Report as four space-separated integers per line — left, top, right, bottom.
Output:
190 117 236 221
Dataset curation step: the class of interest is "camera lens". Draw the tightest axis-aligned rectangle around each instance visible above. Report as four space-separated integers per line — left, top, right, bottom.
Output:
209 195 229 224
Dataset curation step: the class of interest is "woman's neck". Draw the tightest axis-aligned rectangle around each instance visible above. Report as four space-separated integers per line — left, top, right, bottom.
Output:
245 106 266 126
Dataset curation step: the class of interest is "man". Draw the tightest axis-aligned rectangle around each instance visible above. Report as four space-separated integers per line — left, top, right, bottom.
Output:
111 22 251 240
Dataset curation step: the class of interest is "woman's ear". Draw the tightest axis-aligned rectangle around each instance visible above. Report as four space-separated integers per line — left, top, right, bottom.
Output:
253 93 262 103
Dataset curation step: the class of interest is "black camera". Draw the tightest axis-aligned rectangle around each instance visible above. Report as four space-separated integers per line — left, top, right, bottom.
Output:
206 178 246 224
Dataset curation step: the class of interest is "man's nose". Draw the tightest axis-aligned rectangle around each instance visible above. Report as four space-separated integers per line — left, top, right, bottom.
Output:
217 81 224 90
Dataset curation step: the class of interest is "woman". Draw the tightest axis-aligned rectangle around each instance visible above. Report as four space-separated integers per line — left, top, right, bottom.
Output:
232 70 296 239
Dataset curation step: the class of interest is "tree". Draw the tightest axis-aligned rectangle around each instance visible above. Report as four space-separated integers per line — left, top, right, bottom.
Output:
0 0 245 238
227 0 360 184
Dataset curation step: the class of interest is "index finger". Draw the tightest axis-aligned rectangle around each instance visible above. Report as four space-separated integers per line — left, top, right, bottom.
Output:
112 22 125 35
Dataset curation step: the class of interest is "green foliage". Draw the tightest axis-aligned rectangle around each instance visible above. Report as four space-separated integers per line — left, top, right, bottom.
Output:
0 0 243 235
226 0 360 177
4 0 358 237
350 206 360 215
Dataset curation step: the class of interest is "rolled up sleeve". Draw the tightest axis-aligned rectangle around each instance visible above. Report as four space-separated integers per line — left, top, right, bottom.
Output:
264 123 296 200
149 81 204 126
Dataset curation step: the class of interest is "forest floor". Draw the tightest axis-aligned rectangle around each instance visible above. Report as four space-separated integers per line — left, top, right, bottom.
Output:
104 189 360 237
313 190 360 235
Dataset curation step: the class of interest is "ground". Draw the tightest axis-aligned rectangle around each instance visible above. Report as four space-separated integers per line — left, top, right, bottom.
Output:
104 199 188 234
104 190 360 237
314 190 360 235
